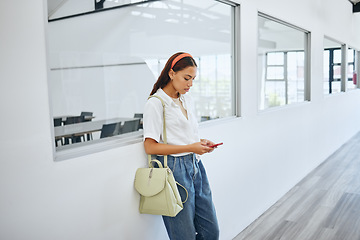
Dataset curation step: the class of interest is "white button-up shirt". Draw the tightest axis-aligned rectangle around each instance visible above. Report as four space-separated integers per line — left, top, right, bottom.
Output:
143 88 200 156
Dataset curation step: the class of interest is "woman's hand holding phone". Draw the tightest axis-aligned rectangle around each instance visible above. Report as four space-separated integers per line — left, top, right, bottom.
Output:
199 139 223 154
209 142 223 148
190 142 214 155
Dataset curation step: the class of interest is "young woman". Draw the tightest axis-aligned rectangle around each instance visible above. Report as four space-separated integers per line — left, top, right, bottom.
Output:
143 52 220 240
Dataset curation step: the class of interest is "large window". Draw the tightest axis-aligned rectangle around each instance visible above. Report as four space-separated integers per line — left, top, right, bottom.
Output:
323 37 344 94
258 14 309 109
48 0 237 155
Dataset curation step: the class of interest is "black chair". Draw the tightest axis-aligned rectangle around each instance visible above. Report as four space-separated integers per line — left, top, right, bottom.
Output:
80 112 93 140
134 113 143 129
54 118 63 146
121 119 141 134
64 116 84 144
80 112 93 122
64 116 84 125
54 118 62 127
100 122 122 139
201 116 211 122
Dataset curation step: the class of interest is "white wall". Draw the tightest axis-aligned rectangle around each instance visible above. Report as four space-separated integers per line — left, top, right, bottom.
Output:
1 0 360 240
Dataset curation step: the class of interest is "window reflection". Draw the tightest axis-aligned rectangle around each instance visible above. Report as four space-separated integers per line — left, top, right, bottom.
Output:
258 15 308 109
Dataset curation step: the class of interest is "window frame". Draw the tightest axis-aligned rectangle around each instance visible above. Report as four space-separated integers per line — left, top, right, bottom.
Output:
48 0 158 22
324 47 344 94
258 12 311 110
323 36 349 95
264 50 307 105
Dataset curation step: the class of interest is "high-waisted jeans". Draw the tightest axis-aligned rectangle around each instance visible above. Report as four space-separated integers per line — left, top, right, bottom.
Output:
156 154 219 240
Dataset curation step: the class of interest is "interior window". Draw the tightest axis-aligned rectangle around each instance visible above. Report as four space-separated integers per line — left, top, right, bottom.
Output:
258 14 309 109
47 0 237 154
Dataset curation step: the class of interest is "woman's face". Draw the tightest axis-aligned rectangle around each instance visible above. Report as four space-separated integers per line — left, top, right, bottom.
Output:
169 66 197 95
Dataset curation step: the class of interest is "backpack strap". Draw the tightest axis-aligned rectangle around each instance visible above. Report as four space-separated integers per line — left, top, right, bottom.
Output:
147 95 168 168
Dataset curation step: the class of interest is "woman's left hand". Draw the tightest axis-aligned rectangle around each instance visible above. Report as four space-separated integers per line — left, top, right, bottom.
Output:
201 139 215 153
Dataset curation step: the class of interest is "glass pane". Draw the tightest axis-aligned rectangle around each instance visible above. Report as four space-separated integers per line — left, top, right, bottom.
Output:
258 15 307 109
331 81 341 94
264 81 286 108
348 64 357 90
287 52 305 103
347 48 356 90
192 55 232 121
333 65 341 80
48 0 235 149
348 49 355 62
267 67 284 80
348 64 355 78
333 49 342 63
267 52 284 65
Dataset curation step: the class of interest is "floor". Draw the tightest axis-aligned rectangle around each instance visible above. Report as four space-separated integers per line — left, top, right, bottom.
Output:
234 132 360 240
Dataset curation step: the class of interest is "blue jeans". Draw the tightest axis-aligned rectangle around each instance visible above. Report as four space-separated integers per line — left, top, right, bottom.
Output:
156 154 219 240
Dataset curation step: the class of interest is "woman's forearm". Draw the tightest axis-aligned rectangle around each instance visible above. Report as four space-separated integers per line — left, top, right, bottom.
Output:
144 139 193 155
144 138 213 155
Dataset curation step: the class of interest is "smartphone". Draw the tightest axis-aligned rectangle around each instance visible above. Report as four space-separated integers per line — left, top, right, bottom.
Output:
209 142 223 148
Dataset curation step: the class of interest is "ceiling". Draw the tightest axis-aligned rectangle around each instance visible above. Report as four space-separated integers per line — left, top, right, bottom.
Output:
47 0 360 19
48 0 66 17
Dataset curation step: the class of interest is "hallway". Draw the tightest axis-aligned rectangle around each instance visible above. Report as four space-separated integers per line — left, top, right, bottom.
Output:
234 132 360 240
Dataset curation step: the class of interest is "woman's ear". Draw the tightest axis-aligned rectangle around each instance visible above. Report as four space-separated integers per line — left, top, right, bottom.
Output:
168 69 174 79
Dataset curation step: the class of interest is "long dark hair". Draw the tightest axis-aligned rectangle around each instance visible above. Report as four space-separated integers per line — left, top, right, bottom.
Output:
150 52 197 95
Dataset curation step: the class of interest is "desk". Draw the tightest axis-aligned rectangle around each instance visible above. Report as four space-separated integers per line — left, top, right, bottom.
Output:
54 115 95 123
54 117 136 139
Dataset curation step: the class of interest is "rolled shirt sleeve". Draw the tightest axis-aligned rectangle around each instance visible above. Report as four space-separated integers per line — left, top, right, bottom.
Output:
143 97 164 143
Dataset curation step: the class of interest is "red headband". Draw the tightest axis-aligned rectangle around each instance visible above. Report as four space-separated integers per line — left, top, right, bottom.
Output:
171 53 193 69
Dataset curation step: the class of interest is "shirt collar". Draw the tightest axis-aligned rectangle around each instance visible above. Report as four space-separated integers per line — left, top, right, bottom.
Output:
156 88 185 104
156 89 188 110
156 88 174 106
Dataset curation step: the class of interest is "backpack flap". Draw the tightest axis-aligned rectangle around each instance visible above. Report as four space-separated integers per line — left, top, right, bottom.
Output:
134 168 167 197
